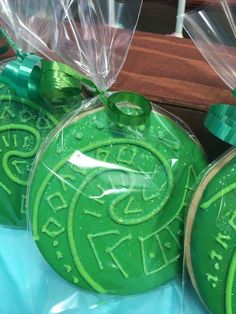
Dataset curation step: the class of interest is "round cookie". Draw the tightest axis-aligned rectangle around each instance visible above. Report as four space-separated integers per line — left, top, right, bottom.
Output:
186 149 236 314
0 93 59 227
29 106 207 295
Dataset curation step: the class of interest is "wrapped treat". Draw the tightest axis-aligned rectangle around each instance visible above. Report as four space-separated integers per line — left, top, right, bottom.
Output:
184 2 236 314
0 2 84 228
0 0 207 312
0 225 208 314
186 148 236 314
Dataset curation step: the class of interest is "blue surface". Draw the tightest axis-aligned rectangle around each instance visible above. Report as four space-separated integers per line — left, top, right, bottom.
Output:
0 227 207 314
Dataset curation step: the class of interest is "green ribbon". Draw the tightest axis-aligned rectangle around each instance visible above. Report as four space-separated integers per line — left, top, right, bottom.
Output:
40 60 151 126
0 27 151 127
41 61 98 99
0 56 152 127
0 54 42 101
0 28 43 100
204 91 236 146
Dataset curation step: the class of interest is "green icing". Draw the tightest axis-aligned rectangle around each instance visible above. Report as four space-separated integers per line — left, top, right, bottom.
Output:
189 149 236 314
0 92 79 228
226 251 236 314
29 107 207 295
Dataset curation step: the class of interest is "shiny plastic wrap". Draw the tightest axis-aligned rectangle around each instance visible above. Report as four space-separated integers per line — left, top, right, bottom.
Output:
185 148 236 314
0 1 83 228
0 226 207 314
183 2 236 314
184 0 236 90
0 0 208 312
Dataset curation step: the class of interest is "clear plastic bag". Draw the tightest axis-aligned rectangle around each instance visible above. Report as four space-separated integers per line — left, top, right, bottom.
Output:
184 148 236 314
0 225 207 314
0 1 84 228
0 0 208 312
183 2 236 314
183 0 236 90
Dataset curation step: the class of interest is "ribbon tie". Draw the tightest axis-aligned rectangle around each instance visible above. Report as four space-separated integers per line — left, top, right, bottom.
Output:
204 94 236 146
0 28 151 127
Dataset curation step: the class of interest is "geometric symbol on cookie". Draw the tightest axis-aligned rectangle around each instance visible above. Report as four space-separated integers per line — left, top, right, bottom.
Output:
87 231 132 278
108 173 171 225
46 192 68 213
11 160 29 176
0 106 15 120
41 217 65 238
117 146 137 165
139 232 178 276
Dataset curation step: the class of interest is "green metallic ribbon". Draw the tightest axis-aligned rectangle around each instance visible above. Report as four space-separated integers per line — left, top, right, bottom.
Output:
0 54 42 101
41 61 98 99
0 27 43 100
0 27 151 126
40 60 152 126
204 92 236 146
0 56 152 127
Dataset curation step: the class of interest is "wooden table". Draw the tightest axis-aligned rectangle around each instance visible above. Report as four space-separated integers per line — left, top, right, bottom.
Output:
114 32 235 161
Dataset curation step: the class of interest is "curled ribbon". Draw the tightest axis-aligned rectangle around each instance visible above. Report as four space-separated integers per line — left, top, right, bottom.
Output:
0 54 42 101
204 93 236 146
40 61 152 126
0 29 151 127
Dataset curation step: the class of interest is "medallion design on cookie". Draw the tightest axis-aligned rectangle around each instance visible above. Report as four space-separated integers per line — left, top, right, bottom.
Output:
0 95 58 227
29 108 207 294
187 150 236 314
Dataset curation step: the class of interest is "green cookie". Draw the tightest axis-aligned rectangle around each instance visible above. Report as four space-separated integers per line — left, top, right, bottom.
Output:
0 84 83 228
0 93 61 228
29 106 207 295
186 149 236 314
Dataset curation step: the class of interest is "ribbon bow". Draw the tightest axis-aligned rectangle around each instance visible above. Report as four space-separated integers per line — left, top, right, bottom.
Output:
0 28 151 127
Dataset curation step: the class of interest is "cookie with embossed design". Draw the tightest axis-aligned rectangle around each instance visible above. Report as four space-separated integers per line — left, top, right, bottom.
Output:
186 149 236 314
29 107 207 295
0 94 58 227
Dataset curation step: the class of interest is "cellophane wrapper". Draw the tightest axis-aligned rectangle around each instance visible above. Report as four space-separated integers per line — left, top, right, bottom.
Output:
183 2 236 314
0 0 207 313
0 0 81 228
184 147 236 314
